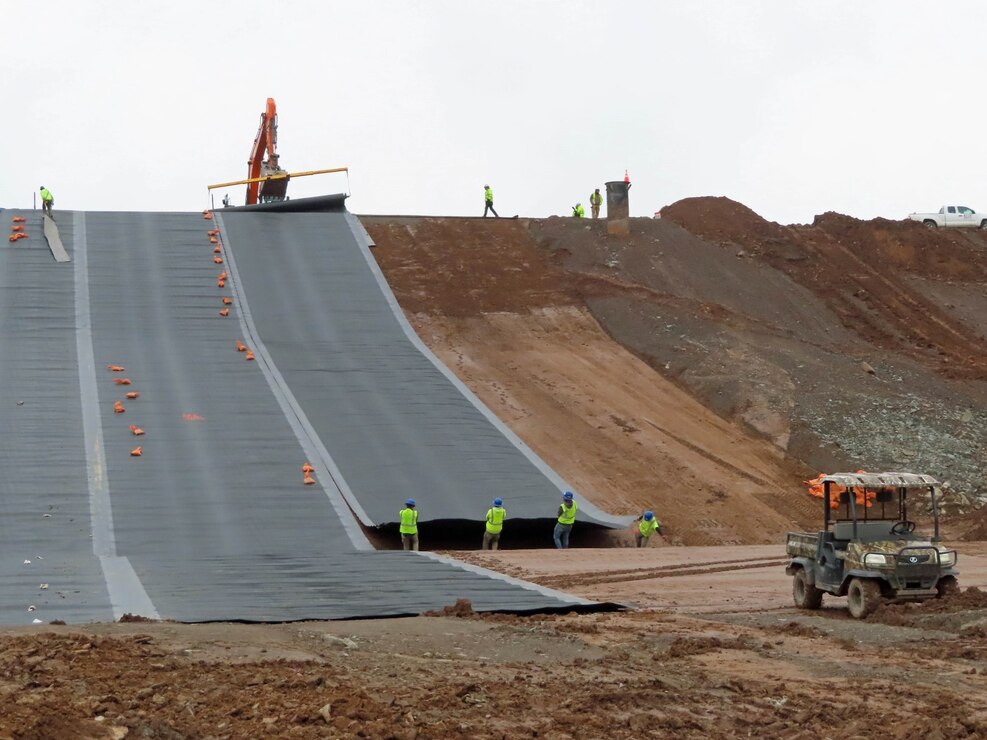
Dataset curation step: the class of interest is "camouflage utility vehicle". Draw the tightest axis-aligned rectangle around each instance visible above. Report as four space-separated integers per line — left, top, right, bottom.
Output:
786 472 958 618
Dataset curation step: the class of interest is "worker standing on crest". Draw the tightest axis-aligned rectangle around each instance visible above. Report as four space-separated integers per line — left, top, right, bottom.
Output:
400 499 419 551
39 186 54 219
482 497 507 550
635 511 662 547
554 491 578 549
572 202 585 218
483 185 499 218
590 188 603 219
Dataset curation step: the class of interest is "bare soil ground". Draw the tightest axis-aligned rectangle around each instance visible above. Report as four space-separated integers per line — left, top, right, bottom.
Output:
4 545 987 739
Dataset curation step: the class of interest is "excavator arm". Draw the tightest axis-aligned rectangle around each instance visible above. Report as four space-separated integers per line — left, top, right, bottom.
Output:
245 97 281 205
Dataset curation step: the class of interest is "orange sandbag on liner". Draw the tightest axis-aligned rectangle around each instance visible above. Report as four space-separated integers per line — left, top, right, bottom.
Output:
113 378 132 385
130 446 143 457
244 350 255 361
113 401 125 414
125 391 139 399
106 365 126 372
129 425 145 436
219 308 230 317
235 340 248 352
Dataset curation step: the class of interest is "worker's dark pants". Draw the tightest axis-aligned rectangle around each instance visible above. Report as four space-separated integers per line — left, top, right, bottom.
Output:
483 202 499 218
635 532 650 548
42 201 53 218
591 204 601 219
553 523 572 549
482 531 500 550
402 533 419 551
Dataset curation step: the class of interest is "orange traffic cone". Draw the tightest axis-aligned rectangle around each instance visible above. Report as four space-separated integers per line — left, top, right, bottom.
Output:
213 256 224 264
113 378 132 385
222 297 233 305
207 229 219 237
113 401 125 414
624 169 630 183
106 365 126 372
303 472 316 485
219 308 230 317
217 279 226 288
235 340 247 352
302 462 315 474
209 237 218 244
129 424 145 436
218 271 227 281
213 245 221 254
244 350 255 361
126 391 140 399
130 446 143 456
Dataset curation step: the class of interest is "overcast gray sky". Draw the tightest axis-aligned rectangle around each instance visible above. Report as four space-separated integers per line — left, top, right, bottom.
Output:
5 1 986 224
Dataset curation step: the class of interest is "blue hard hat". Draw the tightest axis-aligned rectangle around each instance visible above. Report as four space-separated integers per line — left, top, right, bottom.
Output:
406 499 415 507
493 498 503 506
644 511 654 521
562 491 574 500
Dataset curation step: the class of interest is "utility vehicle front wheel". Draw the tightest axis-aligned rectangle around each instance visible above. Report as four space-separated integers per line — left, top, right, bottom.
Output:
847 578 882 619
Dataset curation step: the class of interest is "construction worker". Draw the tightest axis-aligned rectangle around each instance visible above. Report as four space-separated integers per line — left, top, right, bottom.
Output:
571 202 585 218
483 185 499 218
39 186 54 218
399 499 419 551
635 511 662 547
590 188 603 219
482 498 507 550
554 491 578 549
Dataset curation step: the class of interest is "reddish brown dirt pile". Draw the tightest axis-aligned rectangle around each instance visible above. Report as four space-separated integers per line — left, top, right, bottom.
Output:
663 197 987 379
5 612 987 739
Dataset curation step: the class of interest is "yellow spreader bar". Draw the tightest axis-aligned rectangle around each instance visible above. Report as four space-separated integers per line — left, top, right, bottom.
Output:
207 166 349 190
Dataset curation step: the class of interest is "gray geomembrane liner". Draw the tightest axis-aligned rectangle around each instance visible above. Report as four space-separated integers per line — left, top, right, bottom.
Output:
0 207 611 624
220 211 631 528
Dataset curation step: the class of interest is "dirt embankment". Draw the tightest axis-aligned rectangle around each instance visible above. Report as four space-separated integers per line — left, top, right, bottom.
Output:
365 217 816 546
366 205 987 530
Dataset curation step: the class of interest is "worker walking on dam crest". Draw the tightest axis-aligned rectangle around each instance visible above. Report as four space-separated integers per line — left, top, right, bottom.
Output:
483 185 499 218
400 499 419 551
554 491 578 549
635 511 662 547
39 186 54 219
482 498 507 550
571 202 585 218
590 188 603 219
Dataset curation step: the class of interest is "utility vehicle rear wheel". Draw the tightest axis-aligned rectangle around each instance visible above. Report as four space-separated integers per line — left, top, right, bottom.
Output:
937 575 959 599
847 578 881 619
923 219 938 228
792 569 823 609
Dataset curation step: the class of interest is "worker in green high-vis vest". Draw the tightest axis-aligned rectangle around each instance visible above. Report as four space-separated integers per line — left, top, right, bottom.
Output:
39 186 54 219
553 491 578 549
482 498 507 550
399 499 419 551
483 185 499 218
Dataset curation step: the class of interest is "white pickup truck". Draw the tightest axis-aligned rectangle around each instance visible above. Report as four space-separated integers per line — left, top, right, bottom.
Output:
907 205 987 229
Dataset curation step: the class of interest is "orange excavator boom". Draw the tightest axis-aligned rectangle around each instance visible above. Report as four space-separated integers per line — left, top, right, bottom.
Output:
245 97 284 205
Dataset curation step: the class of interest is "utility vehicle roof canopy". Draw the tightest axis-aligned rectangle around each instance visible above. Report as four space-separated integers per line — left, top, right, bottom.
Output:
819 472 940 489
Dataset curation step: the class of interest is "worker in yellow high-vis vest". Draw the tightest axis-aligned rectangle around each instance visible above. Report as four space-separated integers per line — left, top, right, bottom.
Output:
39 186 54 219
483 185 499 218
635 510 662 547
590 188 603 219
399 499 419 551
553 490 578 549
482 498 507 550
